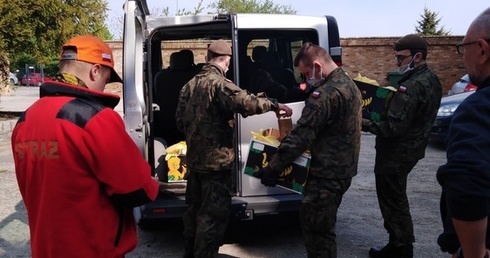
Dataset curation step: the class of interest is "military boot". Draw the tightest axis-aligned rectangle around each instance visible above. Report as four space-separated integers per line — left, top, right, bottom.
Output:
183 237 195 258
369 243 413 258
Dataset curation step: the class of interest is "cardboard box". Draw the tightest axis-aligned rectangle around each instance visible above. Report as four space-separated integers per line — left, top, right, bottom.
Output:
354 80 396 122
278 117 292 141
243 139 310 194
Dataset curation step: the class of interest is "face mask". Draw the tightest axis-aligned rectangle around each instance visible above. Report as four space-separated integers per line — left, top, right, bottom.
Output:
224 60 230 74
398 55 416 74
306 65 324 88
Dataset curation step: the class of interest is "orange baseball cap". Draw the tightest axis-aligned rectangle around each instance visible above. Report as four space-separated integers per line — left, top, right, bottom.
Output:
60 35 123 83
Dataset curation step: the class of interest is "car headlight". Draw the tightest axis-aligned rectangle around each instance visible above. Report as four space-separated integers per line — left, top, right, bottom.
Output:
437 104 459 117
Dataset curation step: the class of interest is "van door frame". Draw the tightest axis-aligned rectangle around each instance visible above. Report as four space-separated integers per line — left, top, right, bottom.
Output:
123 0 150 157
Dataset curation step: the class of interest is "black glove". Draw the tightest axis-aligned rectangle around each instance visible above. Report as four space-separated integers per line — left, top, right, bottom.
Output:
362 118 381 135
361 118 372 132
253 166 280 187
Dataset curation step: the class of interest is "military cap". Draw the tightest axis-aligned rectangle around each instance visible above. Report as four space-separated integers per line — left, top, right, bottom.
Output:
208 39 232 56
393 34 428 51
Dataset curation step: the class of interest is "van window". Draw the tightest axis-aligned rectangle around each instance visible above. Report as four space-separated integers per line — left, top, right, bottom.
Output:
149 29 317 150
238 29 318 103
152 40 205 147
291 40 305 83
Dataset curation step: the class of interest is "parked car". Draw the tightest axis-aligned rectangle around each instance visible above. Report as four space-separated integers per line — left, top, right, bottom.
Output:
447 74 477 95
431 90 475 143
21 73 52 86
9 72 19 85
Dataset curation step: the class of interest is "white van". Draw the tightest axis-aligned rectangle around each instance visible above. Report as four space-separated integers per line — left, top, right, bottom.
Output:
122 0 343 227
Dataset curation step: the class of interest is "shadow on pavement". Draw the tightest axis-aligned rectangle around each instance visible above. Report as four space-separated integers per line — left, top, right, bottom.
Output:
0 201 30 256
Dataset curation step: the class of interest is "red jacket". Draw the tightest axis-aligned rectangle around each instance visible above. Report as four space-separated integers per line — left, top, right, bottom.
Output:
11 81 159 258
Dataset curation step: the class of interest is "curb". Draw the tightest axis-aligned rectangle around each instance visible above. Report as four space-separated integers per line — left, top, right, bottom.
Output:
0 119 17 136
0 112 19 135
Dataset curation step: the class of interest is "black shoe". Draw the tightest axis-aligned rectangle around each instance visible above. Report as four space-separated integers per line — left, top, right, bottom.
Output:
369 243 413 258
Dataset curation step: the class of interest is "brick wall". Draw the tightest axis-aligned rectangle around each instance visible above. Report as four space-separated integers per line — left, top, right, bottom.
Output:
341 36 465 93
107 36 465 94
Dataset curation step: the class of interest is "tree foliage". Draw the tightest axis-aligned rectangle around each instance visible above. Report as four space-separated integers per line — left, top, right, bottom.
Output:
210 0 296 14
151 0 206 16
109 0 297 39
0 0 112 76
177 0 205 16
109 1 205 40
415 7 450 36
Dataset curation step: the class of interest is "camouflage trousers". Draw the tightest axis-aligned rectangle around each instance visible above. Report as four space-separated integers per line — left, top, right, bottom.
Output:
300 176 352 258
374 157 419 246
182 169 233 258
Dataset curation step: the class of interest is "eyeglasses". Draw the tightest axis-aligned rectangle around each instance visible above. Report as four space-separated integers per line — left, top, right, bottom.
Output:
394 54 412 62
456 39 490 54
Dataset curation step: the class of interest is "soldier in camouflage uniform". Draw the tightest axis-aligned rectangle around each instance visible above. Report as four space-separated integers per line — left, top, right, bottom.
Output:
175 39 292 258
362 34 442 258
256 42 363 258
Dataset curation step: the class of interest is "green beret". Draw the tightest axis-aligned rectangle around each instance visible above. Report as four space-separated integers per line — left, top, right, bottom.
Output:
208 39 232 56
393 34 428 51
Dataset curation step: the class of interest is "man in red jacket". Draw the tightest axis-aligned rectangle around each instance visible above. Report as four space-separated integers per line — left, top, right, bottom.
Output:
11 35 159 258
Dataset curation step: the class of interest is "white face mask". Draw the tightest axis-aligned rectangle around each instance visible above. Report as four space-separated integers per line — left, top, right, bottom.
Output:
224 60 230 73
306 65 324 86
398 55 417 74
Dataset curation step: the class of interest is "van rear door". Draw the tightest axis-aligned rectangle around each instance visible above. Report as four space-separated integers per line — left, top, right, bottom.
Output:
123 0 150 157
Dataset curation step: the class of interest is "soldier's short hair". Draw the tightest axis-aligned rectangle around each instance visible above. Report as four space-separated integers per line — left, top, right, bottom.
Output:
293 42 331 67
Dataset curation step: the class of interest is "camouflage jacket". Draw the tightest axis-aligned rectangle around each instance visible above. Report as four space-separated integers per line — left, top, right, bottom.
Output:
269 67 362 179
370 63 442 161
175 63 278 171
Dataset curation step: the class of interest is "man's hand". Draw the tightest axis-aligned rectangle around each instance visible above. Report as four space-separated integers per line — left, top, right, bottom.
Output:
153 174 159 183
276 103 293 118
253 166 280 187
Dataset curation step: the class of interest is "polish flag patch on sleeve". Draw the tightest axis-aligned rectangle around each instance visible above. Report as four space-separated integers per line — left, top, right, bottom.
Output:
312 91 320 98
398 85 407 92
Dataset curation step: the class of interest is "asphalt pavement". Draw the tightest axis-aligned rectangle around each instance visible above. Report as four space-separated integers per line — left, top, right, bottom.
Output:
0 86 37 114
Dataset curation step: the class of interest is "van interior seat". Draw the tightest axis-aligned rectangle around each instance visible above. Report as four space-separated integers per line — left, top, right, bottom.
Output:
252 46 267 63
246 50 300 102
153 51 198 146
248 46 267 77
178 49 196 70
265 51 300 98
240 46 266 90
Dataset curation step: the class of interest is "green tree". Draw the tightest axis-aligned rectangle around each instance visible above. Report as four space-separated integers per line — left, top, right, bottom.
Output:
0 0 112 76
415 7 450 36
209 0 296 14
176 0 205 16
